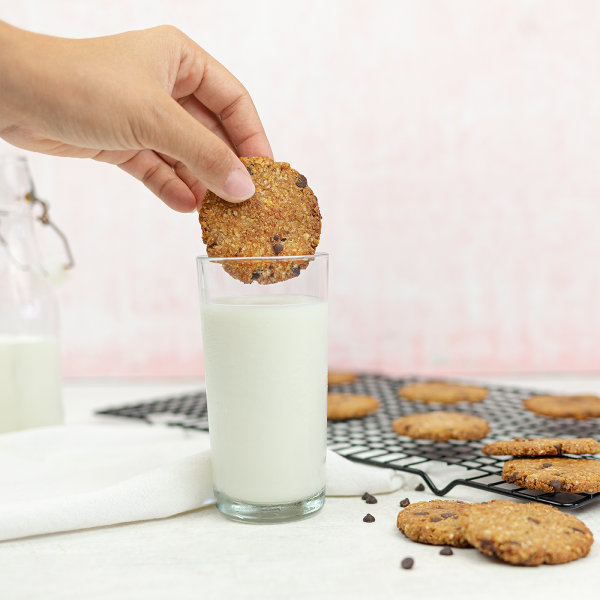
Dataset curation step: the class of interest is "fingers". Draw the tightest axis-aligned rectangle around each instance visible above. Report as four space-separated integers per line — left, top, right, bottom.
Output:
117 148 197 212
135 96 256 203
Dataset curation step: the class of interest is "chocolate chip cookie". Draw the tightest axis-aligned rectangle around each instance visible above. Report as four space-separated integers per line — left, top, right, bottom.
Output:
460 500 593 565
398 382 488 404
397 500 471 547
392 411 490 442
199 157 321 284
503 457 600 493
328 372 357 386
327 393 380 421
523 395 600 420
482 437 600 456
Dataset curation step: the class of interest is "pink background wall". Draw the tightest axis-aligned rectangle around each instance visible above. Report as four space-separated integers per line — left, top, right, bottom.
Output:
2 1 600 377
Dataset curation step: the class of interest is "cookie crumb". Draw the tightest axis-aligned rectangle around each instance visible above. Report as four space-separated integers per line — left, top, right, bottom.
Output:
401 557 414 570
363 514 375 523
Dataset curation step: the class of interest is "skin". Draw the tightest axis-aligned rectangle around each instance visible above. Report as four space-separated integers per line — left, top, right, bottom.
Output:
0 21 273 212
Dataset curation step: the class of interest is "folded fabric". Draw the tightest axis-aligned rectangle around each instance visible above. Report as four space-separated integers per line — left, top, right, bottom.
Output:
0 425 404 541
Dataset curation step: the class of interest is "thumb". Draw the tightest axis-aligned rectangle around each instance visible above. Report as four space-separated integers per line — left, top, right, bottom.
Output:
140 97 255 203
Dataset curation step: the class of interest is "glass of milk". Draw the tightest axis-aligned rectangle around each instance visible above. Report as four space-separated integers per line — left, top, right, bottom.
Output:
197 253 328 522
0 156 63 433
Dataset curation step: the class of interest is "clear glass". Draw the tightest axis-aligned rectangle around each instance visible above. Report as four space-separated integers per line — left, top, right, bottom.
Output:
0 156 63 433
197 253 328 523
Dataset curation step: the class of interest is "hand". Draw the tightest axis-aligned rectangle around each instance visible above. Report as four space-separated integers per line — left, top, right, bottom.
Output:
0 22 273 212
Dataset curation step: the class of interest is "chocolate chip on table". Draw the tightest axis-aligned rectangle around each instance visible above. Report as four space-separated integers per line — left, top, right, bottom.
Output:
361 492 370 500
363 513 375 523
273 243 284 255
439 547 453 556
296 174 307 188
365 495 377 505
415 483 425 492
401 557 414 570
399 498 410 508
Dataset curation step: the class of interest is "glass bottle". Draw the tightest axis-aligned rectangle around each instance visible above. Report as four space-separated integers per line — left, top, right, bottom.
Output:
0 156 64 432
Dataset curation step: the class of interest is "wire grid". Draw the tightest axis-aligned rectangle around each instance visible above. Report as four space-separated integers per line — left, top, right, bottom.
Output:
96 375 600 509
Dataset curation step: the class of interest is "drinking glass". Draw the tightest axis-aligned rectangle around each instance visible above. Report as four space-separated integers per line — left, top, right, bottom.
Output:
196 253 328 522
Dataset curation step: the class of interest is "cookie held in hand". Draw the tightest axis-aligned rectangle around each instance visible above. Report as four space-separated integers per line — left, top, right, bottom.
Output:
199 157 321 284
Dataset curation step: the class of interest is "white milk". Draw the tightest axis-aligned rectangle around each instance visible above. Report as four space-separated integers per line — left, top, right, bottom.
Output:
0 334 63 433
201 295 327 504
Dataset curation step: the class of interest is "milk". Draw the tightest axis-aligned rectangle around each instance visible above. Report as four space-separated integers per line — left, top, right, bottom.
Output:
0 334 63 433
201 295 327 504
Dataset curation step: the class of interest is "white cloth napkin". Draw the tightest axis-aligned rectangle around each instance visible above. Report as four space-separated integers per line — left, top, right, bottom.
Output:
0 425 404 541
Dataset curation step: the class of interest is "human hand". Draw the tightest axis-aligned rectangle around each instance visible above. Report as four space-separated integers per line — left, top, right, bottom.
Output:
0 22 273 212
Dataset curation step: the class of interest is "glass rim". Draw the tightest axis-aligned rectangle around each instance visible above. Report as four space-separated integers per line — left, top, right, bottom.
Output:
196 251 328 263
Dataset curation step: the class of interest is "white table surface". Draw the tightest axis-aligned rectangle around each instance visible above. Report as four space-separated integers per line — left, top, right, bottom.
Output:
3 374 600 600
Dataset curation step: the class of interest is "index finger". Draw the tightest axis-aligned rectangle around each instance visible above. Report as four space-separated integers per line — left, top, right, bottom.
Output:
191 49 274 160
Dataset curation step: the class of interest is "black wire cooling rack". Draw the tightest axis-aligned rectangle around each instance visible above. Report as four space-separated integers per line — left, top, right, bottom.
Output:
96 375 600 510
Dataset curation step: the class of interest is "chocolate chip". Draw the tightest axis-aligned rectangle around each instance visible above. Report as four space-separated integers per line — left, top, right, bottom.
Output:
363 513 375 523
439 547 453 556
361 492 370 500
528 517 540 524
399 498 410 508
251 271 261 280
541 463 553 468
415 483 425 492
366 495 377 505
296 174 307 188
273 244 284 255
400 557 414 570
273 235 280 241
246 166 253 175
413 512 428 516
291 266 301 276
572 527 586 534
431 517 443 523
554 444 563 455
550 480 563 492
441 513 455 518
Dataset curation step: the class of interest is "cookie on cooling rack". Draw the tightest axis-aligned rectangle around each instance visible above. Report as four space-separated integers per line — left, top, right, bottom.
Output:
503 457 600 494
398 382 488 404
459 500 593 565
523 395 600 420
328 372 357 386
392 411 489 442
327 393 379 421
397 500 471 547
199 156 321 284
482 437 600 456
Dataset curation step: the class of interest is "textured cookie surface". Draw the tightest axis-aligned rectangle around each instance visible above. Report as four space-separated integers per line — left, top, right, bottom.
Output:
398 382 488 404
327 393 379 421
328 372 357 386
392 411 489 442
482 437 600 456
397 500 471 547
199 156 321 284
460 500 593 565
503 457 600 493
523 395 600 420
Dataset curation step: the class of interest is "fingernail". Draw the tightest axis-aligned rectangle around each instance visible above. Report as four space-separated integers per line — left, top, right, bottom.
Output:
222 168 255 201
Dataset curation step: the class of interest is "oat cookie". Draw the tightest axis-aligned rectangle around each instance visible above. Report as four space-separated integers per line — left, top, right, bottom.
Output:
523 395 600 420
398 382 488 404
503 457 600 494
392 411 489 442
327 393 379 421
482 437 600 456
328 372 357 386
397 500 471 547
460 500 593 565
199 157 321 285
